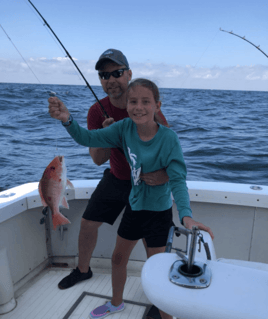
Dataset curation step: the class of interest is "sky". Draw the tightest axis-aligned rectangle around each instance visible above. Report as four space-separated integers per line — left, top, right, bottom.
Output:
1 0 268 91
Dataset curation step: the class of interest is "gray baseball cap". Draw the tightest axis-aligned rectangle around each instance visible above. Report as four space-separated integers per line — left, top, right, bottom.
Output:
95 49 129 70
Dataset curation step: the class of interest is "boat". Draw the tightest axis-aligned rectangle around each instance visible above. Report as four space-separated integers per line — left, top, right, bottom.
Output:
0 179 268 318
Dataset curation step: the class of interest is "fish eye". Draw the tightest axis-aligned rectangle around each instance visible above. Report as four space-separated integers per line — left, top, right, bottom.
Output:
50 166 56 170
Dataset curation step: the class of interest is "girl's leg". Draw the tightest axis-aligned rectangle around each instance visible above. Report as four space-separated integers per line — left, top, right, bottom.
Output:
111 235 138 306
147 246 173 319
142 238 149 258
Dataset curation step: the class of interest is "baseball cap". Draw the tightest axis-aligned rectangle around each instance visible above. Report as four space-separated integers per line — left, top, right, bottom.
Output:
95 49 129 70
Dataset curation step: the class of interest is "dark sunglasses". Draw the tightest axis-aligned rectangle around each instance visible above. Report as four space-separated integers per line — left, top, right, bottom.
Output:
98 68 129 80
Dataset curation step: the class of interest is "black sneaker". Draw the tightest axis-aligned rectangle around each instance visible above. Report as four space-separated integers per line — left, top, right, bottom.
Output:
58 267 93 290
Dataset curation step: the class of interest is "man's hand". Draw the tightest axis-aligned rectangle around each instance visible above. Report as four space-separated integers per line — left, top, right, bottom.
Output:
102 117 114 128
183 216 214 240
48 97 70 122
140 169 169 186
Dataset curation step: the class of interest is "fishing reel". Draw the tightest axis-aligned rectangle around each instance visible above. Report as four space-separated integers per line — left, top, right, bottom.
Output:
165 226 212 289
40 206 48 225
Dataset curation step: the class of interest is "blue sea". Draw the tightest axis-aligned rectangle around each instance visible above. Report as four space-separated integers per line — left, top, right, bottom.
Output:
0 82 267 192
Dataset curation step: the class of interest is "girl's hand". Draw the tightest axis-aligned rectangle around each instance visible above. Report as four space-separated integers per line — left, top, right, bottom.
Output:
48 97 70 122
183 216 214 240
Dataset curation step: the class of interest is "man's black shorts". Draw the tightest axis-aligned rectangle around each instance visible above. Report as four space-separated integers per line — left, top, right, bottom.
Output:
82 168 131 225
118 205 173 248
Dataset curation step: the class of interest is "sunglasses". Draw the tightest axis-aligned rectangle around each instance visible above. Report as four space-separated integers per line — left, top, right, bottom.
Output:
98 68 129 80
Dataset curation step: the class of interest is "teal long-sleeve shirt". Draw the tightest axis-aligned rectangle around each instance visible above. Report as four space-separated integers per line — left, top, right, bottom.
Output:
65 118 192 223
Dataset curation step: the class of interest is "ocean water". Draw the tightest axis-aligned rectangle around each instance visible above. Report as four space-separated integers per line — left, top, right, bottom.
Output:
0 82 267 192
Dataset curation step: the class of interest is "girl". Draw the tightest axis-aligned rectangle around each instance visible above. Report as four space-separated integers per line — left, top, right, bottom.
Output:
48 78 213 319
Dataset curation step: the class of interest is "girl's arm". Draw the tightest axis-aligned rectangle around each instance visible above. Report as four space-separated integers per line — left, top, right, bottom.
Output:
166 155 192 223
48 97 122 149
65 119 122 149
167 157 214 239
166 139 214 239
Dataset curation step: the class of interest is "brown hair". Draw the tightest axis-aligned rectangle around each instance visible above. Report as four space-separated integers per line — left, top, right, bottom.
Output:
127 78 160 103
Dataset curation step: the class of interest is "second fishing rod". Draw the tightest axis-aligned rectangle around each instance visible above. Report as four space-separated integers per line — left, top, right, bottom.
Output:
28 0 109 119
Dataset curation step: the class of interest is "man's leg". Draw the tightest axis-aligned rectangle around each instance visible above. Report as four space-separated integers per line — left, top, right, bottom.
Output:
78 218 102 273
58 169 130 289
57 218 96 289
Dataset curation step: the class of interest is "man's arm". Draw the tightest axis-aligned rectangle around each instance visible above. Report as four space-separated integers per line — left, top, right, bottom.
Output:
89 147 111 166
88 117 115 165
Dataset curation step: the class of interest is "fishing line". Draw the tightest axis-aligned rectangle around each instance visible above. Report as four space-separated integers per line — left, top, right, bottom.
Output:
0 24 42 85
0 23 60 156
23 0 84 86
220 28 268 59
27 0 109 119
180 29 220 89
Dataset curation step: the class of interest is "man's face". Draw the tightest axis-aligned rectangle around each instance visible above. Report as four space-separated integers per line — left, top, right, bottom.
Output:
99 62 132 99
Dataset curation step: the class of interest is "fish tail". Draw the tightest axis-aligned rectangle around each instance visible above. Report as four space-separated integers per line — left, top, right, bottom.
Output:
67 179 74 189
52 212 71 230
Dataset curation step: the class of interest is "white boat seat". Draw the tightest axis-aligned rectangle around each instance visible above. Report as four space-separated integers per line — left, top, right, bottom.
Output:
141 253 268 319
217 258 268 272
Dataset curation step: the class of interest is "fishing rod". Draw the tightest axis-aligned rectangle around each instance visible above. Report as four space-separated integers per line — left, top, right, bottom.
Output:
220 28 268 59
28 0 109 118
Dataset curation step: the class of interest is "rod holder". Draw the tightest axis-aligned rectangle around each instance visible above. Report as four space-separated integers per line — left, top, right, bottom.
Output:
166 226 212 289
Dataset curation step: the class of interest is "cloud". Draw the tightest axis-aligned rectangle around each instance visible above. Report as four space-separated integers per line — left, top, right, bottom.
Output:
0 58 267 91
246 73 261 80
132 63 268 91
52 57 78 61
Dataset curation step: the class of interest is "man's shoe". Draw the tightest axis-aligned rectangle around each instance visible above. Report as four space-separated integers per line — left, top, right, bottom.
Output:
58 266 92 289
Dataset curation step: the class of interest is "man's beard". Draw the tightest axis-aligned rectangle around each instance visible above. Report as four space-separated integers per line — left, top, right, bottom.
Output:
106 86 124 99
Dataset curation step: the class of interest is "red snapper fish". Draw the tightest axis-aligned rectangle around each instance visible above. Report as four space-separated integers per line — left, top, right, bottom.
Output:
38 156 74 230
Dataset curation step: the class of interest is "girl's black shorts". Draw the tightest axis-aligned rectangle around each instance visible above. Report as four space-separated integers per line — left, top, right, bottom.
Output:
118 205 173 248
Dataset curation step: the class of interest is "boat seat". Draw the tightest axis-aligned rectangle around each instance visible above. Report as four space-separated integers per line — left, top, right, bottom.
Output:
142 253 268 319
217 258 268 272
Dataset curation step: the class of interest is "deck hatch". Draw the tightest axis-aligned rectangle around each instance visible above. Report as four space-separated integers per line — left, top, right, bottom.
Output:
63 291 152 319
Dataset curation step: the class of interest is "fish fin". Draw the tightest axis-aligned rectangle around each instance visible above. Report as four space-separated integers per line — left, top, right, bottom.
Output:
67 179 74 189
52 212 71 230
61 196 69 209
38 181 48 207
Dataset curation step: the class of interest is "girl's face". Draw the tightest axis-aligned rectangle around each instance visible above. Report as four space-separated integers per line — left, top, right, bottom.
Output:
127 86 161 126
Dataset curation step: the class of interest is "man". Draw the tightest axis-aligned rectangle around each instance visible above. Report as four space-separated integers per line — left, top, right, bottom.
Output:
58 49 171 290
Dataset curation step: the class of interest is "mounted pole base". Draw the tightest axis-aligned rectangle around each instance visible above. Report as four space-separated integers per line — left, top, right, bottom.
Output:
0 297 17 315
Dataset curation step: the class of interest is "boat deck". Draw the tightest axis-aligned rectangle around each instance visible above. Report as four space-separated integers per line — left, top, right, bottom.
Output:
1 267 176 319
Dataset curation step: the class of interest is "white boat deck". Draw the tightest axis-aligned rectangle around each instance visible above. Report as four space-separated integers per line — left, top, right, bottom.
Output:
1 267 157 319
